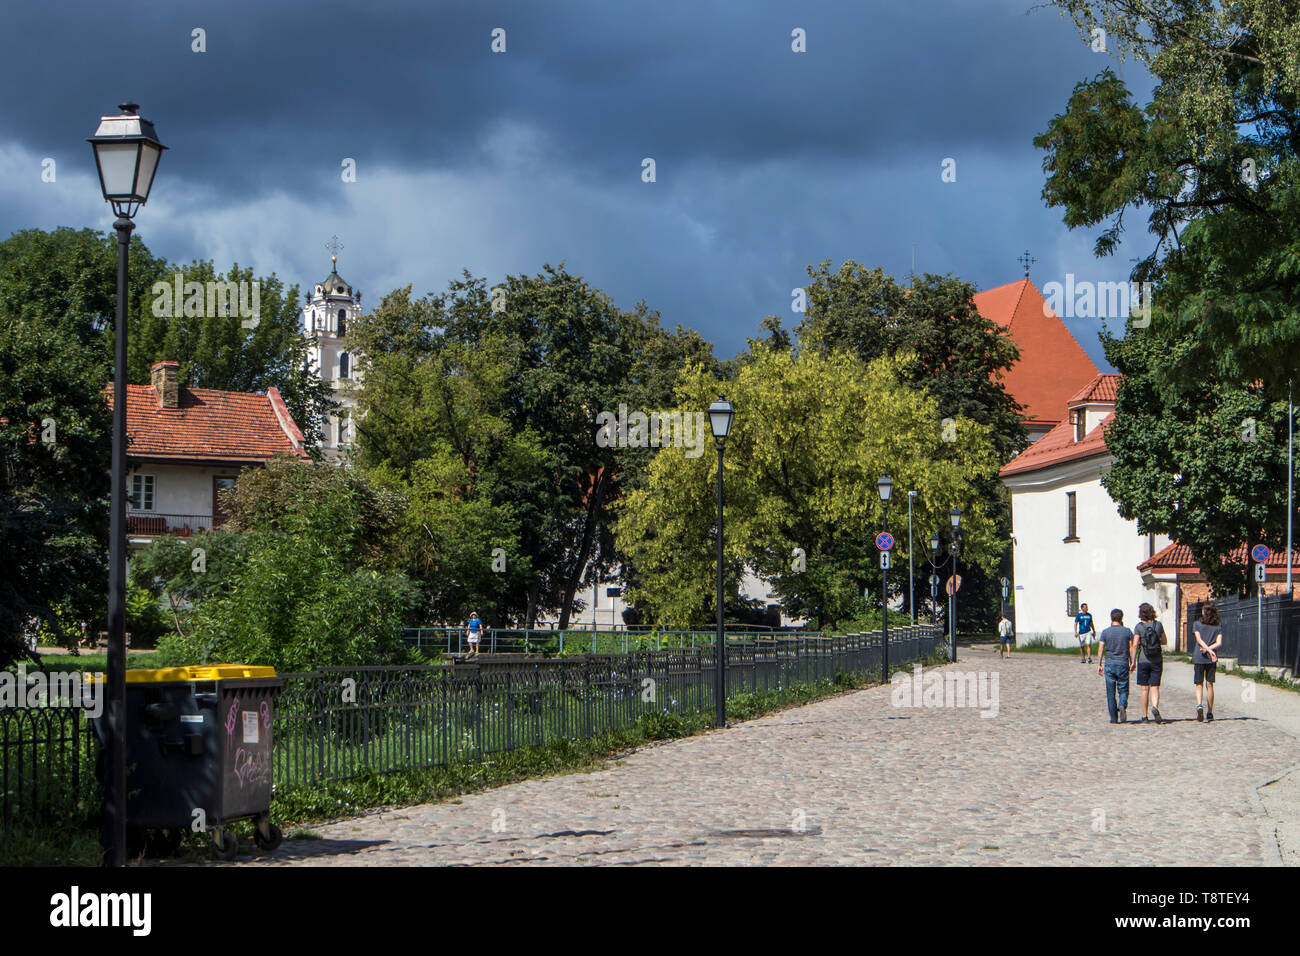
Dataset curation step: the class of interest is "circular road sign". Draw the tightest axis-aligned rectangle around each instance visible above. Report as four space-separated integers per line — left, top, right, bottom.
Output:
1252 544 1271 563
946 575 963 595
875 532 894 551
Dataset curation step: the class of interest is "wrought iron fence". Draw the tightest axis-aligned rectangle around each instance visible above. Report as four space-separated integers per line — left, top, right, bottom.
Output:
1 626 940 832
277 627 940 787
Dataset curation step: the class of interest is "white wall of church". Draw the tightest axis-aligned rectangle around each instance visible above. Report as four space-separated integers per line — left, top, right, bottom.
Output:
1007 457 1176 647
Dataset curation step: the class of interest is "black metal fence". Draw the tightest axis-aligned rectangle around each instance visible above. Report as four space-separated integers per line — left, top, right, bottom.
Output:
276 627 939 787
1186 594 1300 671
1 626 940 832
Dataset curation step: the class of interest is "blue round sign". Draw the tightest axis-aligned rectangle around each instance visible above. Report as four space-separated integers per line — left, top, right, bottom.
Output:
1252 544 1271 563
876 532 894 551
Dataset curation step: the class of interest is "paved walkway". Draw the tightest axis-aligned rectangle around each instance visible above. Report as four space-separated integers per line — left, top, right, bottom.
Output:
236 646 1300 866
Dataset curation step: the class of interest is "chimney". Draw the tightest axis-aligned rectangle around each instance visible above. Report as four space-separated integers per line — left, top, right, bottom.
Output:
151 360 180 409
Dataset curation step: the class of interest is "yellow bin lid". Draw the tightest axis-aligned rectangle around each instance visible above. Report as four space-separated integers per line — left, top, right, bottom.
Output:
124 664 277 683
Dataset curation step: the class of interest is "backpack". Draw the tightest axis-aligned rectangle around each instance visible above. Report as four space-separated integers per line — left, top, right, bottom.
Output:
1138 621 1163 658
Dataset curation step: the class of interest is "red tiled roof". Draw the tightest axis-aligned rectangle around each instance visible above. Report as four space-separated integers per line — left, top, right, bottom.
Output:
999 412 1114 477
1068 372 1121 406
1139 541 1300 574
107 384 309 463
973 279 1101 427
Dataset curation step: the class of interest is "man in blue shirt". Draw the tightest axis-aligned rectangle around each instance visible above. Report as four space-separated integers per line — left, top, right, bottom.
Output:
1074 603 1097 663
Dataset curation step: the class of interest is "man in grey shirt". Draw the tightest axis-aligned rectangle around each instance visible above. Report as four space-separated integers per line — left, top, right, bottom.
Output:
1098 608 1137 723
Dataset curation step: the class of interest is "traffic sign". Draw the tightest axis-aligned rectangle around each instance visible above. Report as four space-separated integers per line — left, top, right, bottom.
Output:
1252 544 1271 563
880 551 891 570
875 532 894 551
946 575 962 595
1255 562 1266 583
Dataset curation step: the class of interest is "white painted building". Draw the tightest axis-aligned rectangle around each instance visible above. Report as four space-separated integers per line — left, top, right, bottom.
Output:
302 252 364 462
1000 374 1177 645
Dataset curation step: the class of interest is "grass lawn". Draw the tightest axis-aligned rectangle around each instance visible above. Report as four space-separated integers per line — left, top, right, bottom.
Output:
29 652 160 672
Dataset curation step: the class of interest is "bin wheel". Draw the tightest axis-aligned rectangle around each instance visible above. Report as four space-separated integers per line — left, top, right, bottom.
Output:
212 829 239 862
253 822 283 853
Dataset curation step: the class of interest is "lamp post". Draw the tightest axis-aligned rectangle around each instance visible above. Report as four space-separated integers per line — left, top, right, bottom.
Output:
708 396 734 728
949 507 962 664
878 475 893 683
999 576 1009 621
907 491 916 625
88 103 166 867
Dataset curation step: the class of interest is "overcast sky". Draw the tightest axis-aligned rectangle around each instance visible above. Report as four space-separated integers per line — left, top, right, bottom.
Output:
1 0 1157 369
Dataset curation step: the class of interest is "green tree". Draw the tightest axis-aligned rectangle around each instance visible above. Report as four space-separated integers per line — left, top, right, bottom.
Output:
616 347 1002 629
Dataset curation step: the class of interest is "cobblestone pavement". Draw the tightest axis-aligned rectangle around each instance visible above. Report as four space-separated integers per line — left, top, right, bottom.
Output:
236 646 1300 866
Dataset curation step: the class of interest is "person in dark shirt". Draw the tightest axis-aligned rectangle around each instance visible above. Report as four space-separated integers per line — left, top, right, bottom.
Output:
1133 602 1167 723
1098 608 1136 723
1074 604 1097 663
1191 603 1223 722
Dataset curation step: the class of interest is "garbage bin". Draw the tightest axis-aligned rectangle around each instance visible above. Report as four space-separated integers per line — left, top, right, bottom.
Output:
93 664 284 861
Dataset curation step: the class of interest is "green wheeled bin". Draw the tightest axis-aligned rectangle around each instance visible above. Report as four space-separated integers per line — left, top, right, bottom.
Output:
93 664 284 861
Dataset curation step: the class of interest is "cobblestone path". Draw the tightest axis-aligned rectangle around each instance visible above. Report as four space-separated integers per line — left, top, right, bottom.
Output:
235 646 1300 865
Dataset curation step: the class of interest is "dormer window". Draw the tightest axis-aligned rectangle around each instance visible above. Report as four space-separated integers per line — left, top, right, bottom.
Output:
1070 408 1086 442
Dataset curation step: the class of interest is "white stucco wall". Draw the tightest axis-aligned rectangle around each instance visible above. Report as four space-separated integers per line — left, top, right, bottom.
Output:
1005 454 1176 647
126 463 243 519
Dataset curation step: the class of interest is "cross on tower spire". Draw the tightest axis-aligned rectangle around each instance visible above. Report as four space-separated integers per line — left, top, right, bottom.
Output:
1017 250 1037 279
325 235 344 269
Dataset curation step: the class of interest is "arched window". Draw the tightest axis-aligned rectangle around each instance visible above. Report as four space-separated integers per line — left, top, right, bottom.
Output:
337 309 347 337
339 352 350 379
1066 586 1080 617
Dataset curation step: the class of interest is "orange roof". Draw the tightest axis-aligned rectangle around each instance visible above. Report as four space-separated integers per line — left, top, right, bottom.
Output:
107 384 309 463
999 412 1114 477
973 279 1101 427
1068 372 1121 405
1139 541 1300 574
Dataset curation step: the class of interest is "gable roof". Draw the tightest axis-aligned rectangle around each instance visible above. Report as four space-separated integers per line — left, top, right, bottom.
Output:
973 279 1101 427
999 411 1114 477
1068 372 1121 406
107 384 309 463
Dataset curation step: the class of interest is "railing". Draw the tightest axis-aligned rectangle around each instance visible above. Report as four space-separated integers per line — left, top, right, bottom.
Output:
126 512 214 537
402 627 812 655
277 626 940 787
0 626 941 833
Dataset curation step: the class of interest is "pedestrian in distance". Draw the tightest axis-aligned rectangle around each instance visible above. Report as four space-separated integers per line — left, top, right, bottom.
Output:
1191 603 1223 722
1133 602 1167 723
1075 602 1097 663
466 611 484 659
997 615 1014 658
1098 608 1136 723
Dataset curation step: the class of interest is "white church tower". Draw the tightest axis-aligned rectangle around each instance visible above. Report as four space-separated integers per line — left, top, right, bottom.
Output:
302 237 363 463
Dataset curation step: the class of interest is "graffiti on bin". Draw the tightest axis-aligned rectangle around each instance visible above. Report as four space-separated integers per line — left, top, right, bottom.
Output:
232 746 272 790
260 700 271 729
225 699 239 737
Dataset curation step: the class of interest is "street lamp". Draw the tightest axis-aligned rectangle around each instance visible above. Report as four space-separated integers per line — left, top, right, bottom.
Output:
89 102 166 867
709 395 734 728
999 576 1010 620
907 491 917 625
878 475 893 683
949 507 962 663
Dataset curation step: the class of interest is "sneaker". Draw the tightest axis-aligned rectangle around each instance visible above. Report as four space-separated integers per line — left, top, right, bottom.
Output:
1153 707 1162 724
1141 716 1149 723
1196 706 1204 722
1119 707 1127 723
1207 711 1214 722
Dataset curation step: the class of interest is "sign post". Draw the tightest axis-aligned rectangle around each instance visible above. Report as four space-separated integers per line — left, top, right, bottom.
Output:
1252 545 1270 672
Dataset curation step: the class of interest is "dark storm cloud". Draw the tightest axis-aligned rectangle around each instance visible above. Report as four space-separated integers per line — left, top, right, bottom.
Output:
1 0 1153 365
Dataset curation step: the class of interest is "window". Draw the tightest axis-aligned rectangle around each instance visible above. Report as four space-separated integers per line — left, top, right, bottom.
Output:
337 413 348 446
130 474 155 511
337 309 347 336
1072 408 1086 442
1147 532 1156 558
1065 491 1078 541
339 352 350 379
1066 586 1080 616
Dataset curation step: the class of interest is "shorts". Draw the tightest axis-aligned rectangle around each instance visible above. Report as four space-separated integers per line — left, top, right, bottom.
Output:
999 633 1013 645
1135 659 1162 686
468 633 480 645
1078 632 1094 645
1193 662 1216 685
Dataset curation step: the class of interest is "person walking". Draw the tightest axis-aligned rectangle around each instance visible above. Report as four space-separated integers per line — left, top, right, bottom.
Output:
1191 603 1223 722
1098 608 1136 723
997 615 1014 658
1075 603 1097 663
1133 602 1167 723
466 612 484 659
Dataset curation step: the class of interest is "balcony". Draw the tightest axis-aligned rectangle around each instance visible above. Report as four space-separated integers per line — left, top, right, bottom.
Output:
127 512 215 537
